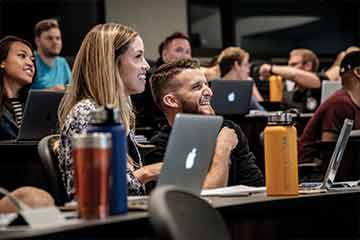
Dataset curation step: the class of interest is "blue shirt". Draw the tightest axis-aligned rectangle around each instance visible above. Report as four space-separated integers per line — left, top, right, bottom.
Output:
32 52 71 89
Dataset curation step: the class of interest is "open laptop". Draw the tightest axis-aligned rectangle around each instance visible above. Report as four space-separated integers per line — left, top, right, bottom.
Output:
320 80 342 103
211 80 253 115
128 113 223 209
299 118 354 192
15 90 64 141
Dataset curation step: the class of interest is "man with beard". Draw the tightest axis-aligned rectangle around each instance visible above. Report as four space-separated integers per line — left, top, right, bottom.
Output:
32 19 71 90
259 49 327 112
146 59 264 189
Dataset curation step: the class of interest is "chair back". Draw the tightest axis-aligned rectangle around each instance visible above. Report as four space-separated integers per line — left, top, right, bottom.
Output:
148 186 230 240
37 134 67 205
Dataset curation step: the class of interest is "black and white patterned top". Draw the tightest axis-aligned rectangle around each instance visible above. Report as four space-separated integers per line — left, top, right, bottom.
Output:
58 99 145 200
6 98 24 127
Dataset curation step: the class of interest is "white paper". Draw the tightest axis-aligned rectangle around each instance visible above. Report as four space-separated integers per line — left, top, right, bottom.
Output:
201 185 266 197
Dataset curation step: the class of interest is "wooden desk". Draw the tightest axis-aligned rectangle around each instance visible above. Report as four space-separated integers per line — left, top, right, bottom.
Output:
1 190 360 240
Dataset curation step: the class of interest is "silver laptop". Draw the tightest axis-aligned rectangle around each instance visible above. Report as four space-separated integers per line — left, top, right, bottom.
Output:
320 80 342 103
156 113 223 195
129 113 223 209
16 90 64 141
299 118 354 191
211 80 253 115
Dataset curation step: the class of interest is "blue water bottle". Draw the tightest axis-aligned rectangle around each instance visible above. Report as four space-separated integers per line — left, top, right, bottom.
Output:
87 105 128 215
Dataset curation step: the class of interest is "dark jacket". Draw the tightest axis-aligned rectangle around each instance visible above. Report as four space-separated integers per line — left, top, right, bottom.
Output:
0 107 18 140
145 119 265 187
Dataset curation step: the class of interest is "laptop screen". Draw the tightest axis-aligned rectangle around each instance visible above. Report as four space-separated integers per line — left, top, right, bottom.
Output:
157 113 223 196
210 80 253 115
17 90 64 141
322 118 354 189
321 81 342 103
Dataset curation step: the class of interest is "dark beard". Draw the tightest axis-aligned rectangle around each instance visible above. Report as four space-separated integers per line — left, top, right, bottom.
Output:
180 98 198 114
180 98 214 115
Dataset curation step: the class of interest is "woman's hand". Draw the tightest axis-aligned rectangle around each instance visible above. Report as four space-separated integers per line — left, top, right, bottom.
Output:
133 162 163 184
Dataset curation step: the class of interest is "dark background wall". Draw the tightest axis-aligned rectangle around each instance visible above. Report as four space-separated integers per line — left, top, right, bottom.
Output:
0 0 104 60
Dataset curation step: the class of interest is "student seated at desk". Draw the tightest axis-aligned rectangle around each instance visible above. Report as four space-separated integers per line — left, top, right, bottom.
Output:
146 59 265 189
0 36 35 140
58 25 245 200
259 49 327 112
217 47 265 112
299 51 360 164
58 23 164 200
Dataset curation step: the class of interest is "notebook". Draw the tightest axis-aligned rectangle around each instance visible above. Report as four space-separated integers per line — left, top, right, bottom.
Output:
16 90 64 141
299 118 354 192
128 113 223 209
210 80 253 115
320 81 342 103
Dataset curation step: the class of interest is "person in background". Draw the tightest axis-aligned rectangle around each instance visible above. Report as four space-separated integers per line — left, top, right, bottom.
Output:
218 47 265 111
157 31 192 66
32 18 71 90
299 51 360 164
147 59 265 188
259 48 327 112
0 36 35 140
132 31 192 135
325 46 360 81
201 54 221 81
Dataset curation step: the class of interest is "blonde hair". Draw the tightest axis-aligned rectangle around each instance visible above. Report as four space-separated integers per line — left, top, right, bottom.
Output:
218 47 249 77
58 23 138 132
290 48 319 72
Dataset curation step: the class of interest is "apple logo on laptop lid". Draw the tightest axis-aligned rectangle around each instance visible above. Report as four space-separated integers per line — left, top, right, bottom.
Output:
227 92 236 102
185 148 197 169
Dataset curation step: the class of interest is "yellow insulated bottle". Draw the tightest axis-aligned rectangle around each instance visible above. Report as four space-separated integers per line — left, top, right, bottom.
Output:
269 75 283 102
264 113 298 196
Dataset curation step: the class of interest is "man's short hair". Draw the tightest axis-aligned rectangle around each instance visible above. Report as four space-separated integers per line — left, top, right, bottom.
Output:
150 58 200 110
290 48 319 72
158 32 190 56
34 19 60 37
218 47 249 77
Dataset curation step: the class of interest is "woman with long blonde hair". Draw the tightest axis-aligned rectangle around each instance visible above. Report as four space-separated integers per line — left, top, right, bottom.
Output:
58 23 162 200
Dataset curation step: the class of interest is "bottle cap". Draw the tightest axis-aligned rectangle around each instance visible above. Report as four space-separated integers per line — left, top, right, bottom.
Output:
72 132 112 149
268 112 293 125
90 105 121 124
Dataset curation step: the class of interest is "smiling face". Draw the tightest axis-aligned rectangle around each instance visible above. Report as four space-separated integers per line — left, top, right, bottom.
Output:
1 41 35 88
172 68 214 115
119 35 150 96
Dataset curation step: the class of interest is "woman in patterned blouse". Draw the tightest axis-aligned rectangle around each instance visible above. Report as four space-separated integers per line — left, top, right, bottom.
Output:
58 23 162 200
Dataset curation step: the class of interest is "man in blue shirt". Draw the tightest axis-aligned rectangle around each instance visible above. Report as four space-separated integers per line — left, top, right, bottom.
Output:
32 19 71 90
